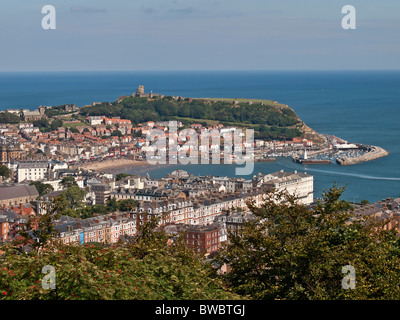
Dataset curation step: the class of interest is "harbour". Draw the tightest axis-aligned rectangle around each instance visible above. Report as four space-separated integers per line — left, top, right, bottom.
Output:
0 70 399 203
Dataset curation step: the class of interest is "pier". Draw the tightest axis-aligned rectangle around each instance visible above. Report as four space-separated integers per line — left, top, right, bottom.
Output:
336 145 389 165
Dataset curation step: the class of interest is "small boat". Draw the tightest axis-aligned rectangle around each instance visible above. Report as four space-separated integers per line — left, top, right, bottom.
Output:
256 157 276 162
292 149 331 165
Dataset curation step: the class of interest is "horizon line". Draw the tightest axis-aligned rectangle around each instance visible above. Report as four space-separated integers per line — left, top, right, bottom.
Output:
0 69 400 73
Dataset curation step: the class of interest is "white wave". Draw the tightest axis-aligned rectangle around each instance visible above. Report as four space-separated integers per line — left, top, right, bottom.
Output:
297 167 400 181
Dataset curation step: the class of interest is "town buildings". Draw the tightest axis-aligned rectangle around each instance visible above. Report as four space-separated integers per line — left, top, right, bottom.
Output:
261 170 314 205
214 210 257 241
55 212 137 245
0 165 316 254
184 224 221 254
0 94 317 254
352 197 400 234
0 184 39 207
17 161 50 182
0 143 22 164
0 210 28 242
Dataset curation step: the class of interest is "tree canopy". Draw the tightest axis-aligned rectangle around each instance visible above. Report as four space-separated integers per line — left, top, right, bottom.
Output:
0 112 21 124
60 176 78 189
29 181 54 196
216 185 400 300
0 165 12 179
2 185 400 300
79 96 302 140
1 215 240 300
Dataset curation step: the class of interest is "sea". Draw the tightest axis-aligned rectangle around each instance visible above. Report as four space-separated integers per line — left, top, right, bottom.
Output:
1 70 399 203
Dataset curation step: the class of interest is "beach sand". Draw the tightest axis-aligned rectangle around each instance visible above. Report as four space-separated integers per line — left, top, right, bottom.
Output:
73 158 153 172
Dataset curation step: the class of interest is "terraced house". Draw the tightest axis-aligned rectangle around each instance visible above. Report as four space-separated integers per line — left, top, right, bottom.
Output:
34 170 313 248
55 212 137 245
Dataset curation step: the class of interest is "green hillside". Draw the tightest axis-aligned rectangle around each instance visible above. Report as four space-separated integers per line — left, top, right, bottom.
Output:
79 95 320 141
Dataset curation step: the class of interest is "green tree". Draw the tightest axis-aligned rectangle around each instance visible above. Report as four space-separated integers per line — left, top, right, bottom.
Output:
1 214 241 300
0 165 12 180
60 176 77 189
61 185 86 209
118 199 137 212
115 173 133 181
91 204 108 215
29 181 54 196
17 195 68 252
50 119 63 131
111 129 122 137
0 112 21 124
217 185 400 300
33 118 51 132
106 198 118 212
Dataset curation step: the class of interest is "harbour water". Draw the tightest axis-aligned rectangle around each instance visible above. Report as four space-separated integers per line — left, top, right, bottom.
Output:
1 70 399 202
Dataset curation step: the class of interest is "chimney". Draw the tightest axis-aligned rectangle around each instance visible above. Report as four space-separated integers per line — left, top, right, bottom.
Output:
20 203 23 210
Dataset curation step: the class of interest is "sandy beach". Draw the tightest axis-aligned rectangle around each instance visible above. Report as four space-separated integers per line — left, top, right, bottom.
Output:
73 158 153 172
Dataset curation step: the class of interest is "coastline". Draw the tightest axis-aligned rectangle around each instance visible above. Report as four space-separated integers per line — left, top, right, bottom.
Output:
72 144 390 174
72 158 153 172
336 146 389 165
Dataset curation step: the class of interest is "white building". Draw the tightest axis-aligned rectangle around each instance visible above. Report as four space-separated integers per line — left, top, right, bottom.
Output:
17 161 50 182
262 170 314 205
87 116 104 126
50 160 69 171
44 179 63 191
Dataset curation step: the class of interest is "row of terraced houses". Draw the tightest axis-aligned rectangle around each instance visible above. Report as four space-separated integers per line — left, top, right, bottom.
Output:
55 188 265 248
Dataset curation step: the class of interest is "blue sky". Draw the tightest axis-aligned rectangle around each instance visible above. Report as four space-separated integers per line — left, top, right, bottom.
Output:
0 0 399 71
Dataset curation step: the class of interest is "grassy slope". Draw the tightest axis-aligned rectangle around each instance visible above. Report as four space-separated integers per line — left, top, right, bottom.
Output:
79 95 325 143
198 98 324 143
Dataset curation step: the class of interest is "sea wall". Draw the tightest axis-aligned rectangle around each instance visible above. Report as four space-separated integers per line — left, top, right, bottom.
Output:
336 145 389 165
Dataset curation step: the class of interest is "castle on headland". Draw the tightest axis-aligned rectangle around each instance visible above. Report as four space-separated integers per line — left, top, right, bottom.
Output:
19 107 47 122
134 85 163 99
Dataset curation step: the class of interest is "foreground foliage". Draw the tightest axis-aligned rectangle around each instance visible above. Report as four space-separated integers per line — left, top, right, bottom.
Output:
3 185 400 300
217 186 400 299
0 217 240 300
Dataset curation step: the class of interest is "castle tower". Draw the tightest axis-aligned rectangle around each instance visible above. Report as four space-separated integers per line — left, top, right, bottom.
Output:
136 85 145 97
38 106 46 116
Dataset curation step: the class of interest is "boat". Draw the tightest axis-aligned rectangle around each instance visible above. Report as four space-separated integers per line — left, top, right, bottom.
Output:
256 157 276 162
292 149 331 165
299 159 331 164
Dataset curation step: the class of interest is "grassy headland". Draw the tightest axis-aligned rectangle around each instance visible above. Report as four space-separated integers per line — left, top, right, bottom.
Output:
78 95 324 142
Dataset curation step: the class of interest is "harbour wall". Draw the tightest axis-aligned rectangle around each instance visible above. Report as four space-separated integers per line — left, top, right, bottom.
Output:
336 145 389 165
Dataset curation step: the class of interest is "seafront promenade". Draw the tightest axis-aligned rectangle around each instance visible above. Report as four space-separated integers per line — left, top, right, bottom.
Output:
68 143 389 172
71 158 151 171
